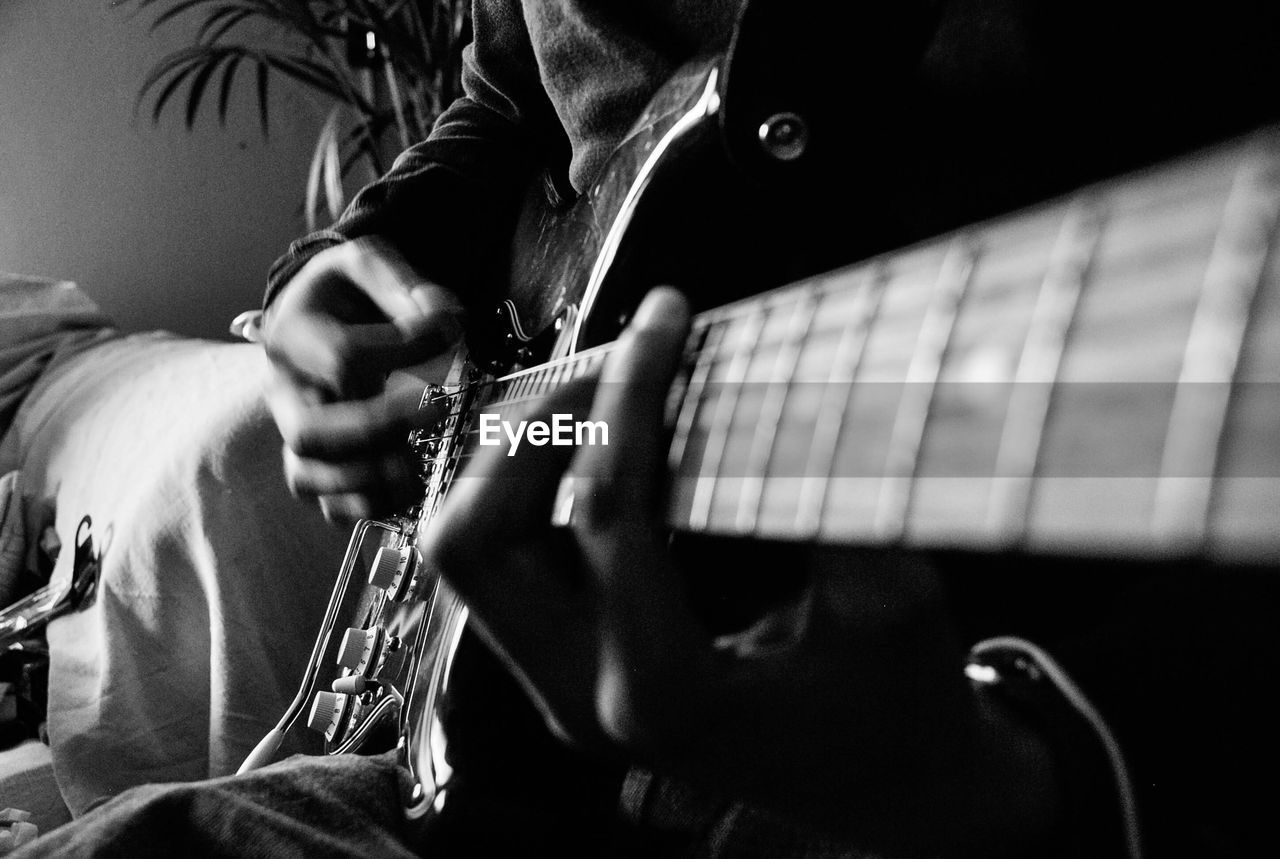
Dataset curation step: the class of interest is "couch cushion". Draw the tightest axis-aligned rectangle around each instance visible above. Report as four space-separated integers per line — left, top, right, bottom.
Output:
0 739 71 833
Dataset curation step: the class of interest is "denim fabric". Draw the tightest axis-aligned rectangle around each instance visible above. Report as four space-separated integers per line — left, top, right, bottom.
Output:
10 752 419 859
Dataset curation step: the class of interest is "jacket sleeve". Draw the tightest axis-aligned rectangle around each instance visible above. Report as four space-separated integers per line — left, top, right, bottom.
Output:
263 0 569 310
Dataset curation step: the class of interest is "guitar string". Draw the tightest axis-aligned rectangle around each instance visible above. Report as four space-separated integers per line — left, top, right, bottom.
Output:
413 307 997 476
413 248 970 464
413 310 794 477
413 288 937 448
872 236 979 539
412 172 1237 492
417 247 954 424
985 199 1104 540
732 289 818 532
795 264 889 537
1151 154 1280 544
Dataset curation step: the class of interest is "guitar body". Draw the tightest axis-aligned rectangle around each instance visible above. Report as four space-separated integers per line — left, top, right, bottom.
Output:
497 56 898 361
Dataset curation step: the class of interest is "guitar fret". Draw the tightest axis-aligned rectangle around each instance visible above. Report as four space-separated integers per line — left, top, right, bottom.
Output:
488 379 509 415
524 363 540 401
481 346 604 416
688 309 767 530
520 363 536 400
987 200 1105 542
690 259 921 341
509 371 527 403
544 346 616 528
873 238 979 540
537 363 552 395
794 267 887 537
1151 155 1280 547
734 288 820 533
490 373 509 404
667 321 725 515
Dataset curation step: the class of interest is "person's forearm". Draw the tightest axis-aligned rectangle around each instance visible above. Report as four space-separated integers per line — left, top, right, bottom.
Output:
264 0 564 311
262 137 534 311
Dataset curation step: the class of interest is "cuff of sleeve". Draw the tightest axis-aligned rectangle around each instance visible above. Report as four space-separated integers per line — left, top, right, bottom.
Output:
967 636 1144 859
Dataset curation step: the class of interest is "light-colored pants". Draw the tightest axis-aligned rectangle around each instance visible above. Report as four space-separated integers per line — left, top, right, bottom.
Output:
2 277 346 816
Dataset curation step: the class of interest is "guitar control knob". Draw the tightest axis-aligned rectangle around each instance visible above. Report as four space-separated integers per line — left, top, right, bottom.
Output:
307 691 347 734
336 627 377 671
368 546 417 601
368 547 401 590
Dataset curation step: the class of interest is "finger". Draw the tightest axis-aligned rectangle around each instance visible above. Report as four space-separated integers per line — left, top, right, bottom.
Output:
570 288 691 584
317 492 382 527
419 378 596 597
565 290 716 714
282 445 421 509
264 237 464 396
571 288 691 521
269 372 446 460
281 236 461 325
327 237 462 327
417 379 607 748
266 310 461 399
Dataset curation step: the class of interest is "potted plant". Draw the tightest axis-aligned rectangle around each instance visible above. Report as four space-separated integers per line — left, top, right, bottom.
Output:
124 0 471 229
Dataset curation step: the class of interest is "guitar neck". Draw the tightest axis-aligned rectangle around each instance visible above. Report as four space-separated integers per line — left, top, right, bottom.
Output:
469 129 1280 566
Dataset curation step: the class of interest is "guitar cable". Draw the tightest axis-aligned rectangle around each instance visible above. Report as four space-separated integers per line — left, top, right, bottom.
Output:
967 636 1143 859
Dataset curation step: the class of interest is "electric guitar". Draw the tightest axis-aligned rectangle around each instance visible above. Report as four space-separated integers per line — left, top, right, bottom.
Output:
242 55 1280 818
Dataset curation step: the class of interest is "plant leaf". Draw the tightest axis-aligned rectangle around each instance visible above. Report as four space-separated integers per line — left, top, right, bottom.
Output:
323 126 344 221
149 62 200 124
256 58 270 135
305 106 343 232
136 45 211 100
198 6 256 43
261 54 346 102
216 53 242 124
149 0 220 32
184 55 222 129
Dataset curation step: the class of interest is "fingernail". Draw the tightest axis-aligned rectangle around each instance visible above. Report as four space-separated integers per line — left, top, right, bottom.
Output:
631 287 687 331
408 286 435 315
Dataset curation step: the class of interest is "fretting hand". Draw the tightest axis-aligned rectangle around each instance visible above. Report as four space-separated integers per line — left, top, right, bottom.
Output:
420 288 1064 856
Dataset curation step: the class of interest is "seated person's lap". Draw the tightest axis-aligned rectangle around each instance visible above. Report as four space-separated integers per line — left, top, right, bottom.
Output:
4 332 346 814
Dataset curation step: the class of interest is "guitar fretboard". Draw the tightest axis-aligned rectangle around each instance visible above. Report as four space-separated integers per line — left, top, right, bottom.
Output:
449 131 1280 565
